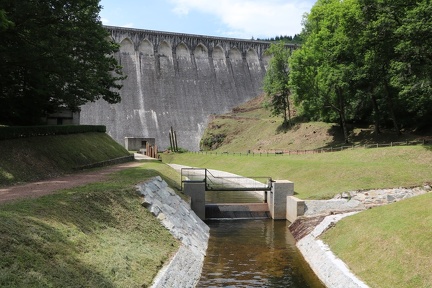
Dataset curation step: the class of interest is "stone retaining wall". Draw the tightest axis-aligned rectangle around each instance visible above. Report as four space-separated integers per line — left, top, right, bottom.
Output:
136 177 210 288
297 213 369 288
292 186 432 288
303 185 432 217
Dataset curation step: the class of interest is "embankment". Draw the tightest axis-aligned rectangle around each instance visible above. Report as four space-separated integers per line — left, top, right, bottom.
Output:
290 186 432 288
137 177 210 287
0 132 131 186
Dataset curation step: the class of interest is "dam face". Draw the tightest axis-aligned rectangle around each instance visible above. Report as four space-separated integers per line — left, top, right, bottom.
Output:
80 26 295 151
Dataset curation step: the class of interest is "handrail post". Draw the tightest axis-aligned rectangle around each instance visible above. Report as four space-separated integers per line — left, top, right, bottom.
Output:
205 169 207 189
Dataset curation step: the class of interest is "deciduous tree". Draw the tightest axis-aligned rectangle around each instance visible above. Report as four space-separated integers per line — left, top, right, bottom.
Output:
0 0 124 125
263 42 292 126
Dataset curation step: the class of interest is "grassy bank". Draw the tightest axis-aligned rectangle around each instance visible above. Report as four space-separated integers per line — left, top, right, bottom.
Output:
0 161 182 287
321 193 432 288
163 148 432 287
0 132 130 186
162 145 432 199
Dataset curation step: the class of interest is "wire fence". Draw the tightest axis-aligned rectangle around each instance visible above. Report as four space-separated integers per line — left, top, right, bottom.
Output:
190 140 431 157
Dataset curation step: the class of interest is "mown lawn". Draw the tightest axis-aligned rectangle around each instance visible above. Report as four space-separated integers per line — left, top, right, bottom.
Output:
162 145 432 199
321 192 432 288
164 146 432 287
0 161 182 287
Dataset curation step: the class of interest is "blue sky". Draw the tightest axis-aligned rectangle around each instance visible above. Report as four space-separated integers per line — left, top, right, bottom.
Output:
99 0 316 39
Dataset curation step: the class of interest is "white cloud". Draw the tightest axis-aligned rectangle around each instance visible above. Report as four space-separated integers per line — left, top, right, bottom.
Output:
100 17 109 25
121 23 135 28
169 0 314 38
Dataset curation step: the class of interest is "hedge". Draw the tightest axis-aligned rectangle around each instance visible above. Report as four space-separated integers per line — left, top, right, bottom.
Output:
0 125 106 140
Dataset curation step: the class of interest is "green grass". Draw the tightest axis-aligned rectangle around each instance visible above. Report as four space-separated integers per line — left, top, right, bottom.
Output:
321 193 432 288
0 161 182 287
200 95 431 153
162 145 432 199
163 146 432 287
0 133 130 186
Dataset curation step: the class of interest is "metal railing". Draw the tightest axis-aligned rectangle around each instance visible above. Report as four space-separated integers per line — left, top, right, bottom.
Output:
181 168 272 191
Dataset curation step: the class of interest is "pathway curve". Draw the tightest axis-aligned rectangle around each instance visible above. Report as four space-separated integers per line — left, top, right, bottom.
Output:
0 154 155 204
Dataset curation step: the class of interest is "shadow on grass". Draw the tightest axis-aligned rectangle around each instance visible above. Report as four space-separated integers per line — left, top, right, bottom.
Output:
0 165 179 287
315 124 428 150
275 116 308 134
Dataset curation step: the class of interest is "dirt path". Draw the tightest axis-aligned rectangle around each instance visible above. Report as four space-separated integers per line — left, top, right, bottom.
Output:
0 161 143 204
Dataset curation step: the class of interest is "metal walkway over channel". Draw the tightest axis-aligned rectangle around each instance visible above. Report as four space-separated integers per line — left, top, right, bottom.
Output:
181 168 272 192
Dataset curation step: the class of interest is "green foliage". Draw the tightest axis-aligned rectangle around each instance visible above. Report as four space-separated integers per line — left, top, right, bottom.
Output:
200 133 226 150
263 42 292 125
0 125 106 140
257 34 303 44
0 9 13 31
290 0 363 143
0 0 125 125
289 0 432 137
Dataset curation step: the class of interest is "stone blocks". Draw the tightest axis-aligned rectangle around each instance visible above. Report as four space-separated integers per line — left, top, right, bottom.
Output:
136 177 209 287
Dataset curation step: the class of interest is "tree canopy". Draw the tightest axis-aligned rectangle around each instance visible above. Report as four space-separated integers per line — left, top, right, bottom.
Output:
286 0 432 140
0 0 124 125
263 42 292 126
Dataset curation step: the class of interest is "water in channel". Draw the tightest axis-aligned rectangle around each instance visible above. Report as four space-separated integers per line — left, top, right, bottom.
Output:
198 191 325 287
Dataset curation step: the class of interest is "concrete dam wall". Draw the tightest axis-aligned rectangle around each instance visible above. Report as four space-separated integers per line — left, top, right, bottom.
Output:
80 26 296 151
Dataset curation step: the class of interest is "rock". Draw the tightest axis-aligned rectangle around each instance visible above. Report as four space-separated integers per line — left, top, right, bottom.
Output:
386 195 396 203
341 192 350 199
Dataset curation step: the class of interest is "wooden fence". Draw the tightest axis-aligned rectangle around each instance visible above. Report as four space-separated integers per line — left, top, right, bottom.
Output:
190 140 430 157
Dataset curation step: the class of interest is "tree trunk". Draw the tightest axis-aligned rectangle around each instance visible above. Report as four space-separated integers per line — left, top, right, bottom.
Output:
383 81 401 135
370 93 381 135
336 87 349 144
285 92 291 127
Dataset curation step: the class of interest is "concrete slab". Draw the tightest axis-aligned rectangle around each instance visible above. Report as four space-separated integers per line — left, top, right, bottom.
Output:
205 203 270 219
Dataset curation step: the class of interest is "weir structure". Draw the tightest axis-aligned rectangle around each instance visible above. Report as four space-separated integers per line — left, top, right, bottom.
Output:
181 168 294 220
80 26 298 151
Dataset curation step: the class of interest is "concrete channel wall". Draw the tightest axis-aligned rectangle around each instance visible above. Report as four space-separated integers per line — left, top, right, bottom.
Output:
136 177 210 287
290 186 431 288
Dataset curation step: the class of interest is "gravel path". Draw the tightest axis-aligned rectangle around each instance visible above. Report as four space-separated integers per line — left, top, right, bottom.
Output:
0 159 146 204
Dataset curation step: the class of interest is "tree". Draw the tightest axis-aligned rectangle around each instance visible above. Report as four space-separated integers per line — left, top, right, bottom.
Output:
390 0 432 129
290 0 363 143
263 42 292 126
0 0 124 125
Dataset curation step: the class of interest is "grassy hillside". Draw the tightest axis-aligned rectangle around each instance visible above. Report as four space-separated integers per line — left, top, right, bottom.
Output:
200 94 431 152
0 161 182 287
0 132 130 186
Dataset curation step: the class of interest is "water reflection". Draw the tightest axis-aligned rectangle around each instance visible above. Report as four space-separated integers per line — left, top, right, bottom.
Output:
198 220 324 287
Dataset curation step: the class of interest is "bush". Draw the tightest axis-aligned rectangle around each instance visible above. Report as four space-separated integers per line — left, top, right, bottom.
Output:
0 125 106 140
